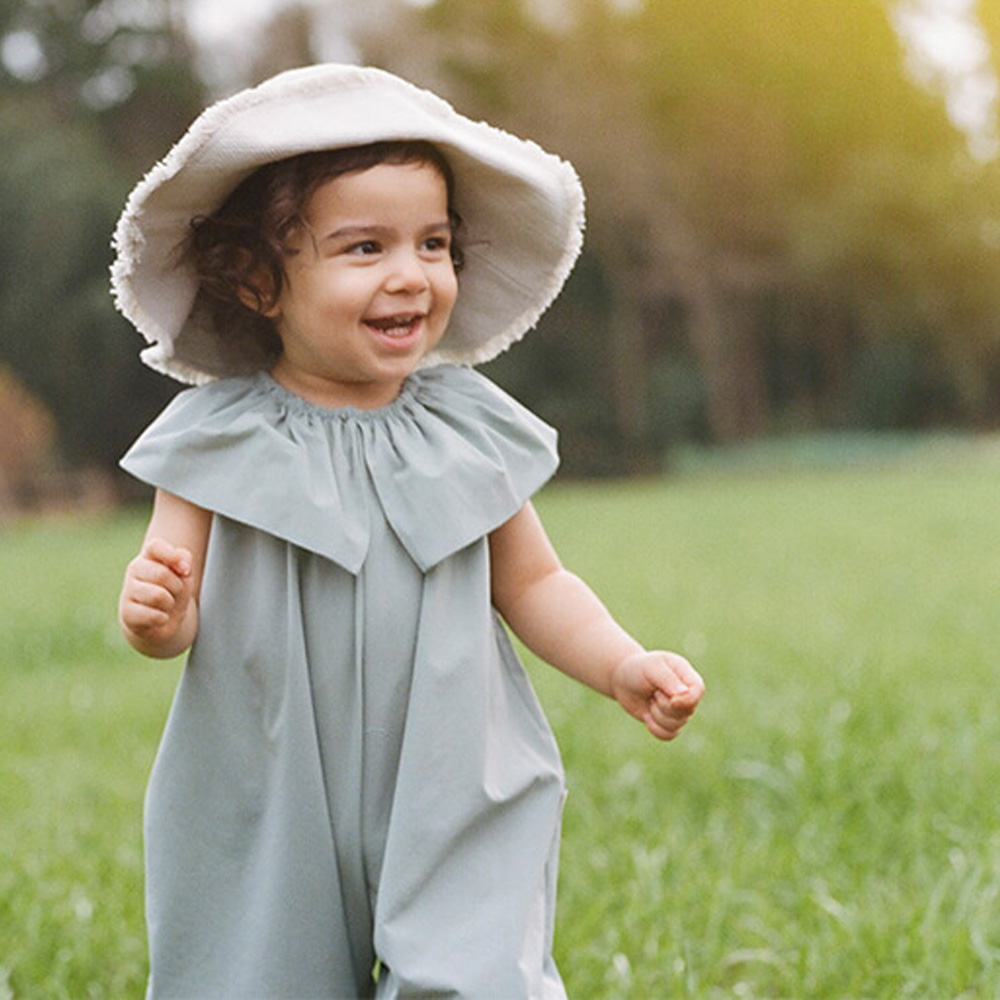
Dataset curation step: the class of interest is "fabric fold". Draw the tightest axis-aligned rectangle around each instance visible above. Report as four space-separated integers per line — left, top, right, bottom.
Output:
120 365 559 573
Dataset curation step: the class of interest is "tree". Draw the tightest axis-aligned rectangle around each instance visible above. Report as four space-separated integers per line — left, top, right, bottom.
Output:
0 0 204 472
5 0 997 478
349 0 1000 453
0 95 170 468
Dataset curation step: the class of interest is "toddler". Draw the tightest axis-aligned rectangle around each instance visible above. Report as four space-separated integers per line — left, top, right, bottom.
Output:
115 64 704 999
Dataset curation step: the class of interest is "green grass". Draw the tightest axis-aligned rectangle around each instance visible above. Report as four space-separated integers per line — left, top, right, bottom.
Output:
0 513 175 999
3 438 1000 997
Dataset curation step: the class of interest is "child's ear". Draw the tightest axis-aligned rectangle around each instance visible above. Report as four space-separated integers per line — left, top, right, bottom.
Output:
237 276 281 318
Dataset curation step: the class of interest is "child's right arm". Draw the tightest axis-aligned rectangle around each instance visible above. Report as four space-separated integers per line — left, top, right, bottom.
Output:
119 489 211 660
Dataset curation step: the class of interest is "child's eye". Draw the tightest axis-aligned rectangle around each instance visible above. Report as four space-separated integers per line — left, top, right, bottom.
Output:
422 236 451 253
347 240 381 256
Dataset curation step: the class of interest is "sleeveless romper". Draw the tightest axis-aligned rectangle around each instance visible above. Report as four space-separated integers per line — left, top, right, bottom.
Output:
121 365 568 999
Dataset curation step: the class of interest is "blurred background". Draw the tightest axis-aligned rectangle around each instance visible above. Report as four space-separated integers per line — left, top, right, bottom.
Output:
2 0 1000 499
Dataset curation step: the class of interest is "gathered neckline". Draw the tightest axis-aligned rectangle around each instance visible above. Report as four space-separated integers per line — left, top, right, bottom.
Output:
251 369 424 423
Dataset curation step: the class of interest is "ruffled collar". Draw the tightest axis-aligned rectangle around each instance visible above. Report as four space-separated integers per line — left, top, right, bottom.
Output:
121 365 558 574
252 369 423 423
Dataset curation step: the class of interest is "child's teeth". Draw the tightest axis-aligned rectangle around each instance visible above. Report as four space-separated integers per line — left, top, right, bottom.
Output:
371 316 416 335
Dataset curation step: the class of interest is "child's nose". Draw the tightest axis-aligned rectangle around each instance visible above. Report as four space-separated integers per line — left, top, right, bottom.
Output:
385 250 430 293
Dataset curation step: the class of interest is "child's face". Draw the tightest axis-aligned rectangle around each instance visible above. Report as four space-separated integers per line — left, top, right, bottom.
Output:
267 161 458 409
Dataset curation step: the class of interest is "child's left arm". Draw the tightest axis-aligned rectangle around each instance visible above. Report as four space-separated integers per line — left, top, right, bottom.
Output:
489 502 704 741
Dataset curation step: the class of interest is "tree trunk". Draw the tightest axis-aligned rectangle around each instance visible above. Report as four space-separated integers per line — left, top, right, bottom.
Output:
608 288 653 472
683 272 769 442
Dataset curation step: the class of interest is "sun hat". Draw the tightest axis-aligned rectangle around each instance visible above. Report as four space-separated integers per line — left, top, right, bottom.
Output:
111 63 586 385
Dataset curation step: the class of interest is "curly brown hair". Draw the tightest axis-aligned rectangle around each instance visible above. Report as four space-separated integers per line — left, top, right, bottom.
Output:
184 141 464 365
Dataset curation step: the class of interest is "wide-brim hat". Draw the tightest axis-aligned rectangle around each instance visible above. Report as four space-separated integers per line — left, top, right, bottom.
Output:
111 63 585 384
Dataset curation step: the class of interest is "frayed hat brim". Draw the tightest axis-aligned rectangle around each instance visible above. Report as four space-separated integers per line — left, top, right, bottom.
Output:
111 63 585 384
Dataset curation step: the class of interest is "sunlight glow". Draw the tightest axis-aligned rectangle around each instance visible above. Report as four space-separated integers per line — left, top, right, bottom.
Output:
893 0 999 160
1 30 47 82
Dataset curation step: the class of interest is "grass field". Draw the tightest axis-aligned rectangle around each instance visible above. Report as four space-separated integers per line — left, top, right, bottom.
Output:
2 436 1000 998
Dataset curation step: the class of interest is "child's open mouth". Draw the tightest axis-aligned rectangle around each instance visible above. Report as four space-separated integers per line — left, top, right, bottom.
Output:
365 314 423 339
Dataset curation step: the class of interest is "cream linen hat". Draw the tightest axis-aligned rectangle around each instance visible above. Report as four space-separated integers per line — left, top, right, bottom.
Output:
111 63 585 384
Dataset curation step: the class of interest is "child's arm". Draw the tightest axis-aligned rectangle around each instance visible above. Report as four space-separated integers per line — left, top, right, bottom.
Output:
489 502 704 741
119 489 211 660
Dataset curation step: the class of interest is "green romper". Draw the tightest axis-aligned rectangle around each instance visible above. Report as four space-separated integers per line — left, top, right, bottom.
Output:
121 365 568 999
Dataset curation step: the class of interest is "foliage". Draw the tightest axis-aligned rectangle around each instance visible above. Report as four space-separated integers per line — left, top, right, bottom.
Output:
0 0 202 472
360 0 1000 457
0 95 177 469
0 0 203 171
3 0 1000 474
4 444 1000 996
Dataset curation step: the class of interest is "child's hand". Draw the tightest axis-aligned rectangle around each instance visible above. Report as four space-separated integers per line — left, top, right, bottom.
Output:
610 650 705 741
119 538 196 653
